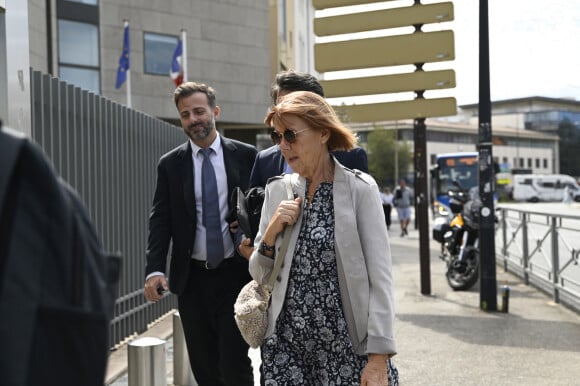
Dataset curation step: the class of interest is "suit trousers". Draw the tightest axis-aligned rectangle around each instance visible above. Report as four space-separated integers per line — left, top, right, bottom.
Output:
383 204 392 229
177 256 254 386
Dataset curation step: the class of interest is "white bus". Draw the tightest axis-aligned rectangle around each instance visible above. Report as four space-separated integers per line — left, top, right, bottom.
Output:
512 174 580 202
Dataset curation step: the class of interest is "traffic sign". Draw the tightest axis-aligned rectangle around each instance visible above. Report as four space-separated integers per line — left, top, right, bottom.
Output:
315 2 453 36
333 97 456 122
315 30 454 72
320 70 455 98
313 0 395 10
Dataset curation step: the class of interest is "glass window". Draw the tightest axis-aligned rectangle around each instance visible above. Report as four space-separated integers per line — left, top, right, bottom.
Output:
278 0 287 42
65 0 98 4
59 66 100 94
144 33 179 75
543 158 548 168
58 20 99 66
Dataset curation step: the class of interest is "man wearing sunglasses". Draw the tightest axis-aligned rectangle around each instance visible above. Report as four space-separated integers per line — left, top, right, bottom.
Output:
248 70 368 188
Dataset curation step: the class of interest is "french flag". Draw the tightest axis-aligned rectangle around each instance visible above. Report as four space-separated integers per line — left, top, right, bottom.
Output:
170 39 183 86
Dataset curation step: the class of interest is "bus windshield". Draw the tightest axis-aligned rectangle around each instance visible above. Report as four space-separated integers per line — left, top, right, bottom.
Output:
432 152 479 217
436 154 478 195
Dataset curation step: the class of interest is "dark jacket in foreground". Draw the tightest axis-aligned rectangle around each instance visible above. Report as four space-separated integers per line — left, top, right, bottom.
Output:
0 128 120 386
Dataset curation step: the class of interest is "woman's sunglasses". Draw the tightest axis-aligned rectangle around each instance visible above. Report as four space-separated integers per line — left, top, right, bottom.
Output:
270 128 309 145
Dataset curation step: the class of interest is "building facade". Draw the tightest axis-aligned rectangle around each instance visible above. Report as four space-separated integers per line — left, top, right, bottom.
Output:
460 96 580 133
4 2 572 164
353 118 560 176
24 0 272 137
268 0 317 78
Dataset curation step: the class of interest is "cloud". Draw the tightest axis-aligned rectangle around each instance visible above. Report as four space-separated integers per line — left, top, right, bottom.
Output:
454 0 580 103
315 0 580 105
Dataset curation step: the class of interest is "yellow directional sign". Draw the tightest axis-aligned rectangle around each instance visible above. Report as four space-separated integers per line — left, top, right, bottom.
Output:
333 97 457 123
315 2 454 36
320 70 455 98
313 1 456 120
313 0 395 10
315 30 454 72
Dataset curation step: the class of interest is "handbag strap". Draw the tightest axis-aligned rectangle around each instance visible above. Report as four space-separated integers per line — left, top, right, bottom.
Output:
267 174 294 288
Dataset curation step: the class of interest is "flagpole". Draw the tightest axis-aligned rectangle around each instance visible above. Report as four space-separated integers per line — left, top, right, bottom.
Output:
125 20 132 108
181 29 187 83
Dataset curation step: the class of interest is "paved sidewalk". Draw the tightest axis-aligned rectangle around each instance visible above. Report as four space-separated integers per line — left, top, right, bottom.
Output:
107 223 580 385
390 232 580 385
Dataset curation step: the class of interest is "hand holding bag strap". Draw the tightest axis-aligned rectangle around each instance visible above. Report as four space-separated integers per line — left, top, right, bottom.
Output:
266 174 295 288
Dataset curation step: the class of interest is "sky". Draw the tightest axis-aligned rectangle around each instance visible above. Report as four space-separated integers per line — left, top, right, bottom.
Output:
316 0 580 107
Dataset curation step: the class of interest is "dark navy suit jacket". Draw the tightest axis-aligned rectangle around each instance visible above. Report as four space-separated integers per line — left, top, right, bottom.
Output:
249 145 368 188
146 137 257 295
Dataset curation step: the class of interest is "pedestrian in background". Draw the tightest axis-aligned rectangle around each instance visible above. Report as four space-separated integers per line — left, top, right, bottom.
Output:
250 91 398 385
143 82 256 386
380 186 394 230
393 178 412 237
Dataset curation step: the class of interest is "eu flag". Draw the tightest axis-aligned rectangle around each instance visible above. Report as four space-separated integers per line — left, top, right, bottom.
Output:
115 24 130 89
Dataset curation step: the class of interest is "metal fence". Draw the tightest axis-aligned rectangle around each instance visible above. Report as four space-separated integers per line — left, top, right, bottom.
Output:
496 205 580 313
30 70 182 347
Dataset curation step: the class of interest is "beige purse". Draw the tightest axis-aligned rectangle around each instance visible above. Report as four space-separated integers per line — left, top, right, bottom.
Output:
233 176 294 348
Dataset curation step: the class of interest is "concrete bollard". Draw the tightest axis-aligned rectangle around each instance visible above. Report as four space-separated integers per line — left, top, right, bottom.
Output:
173 311 197 386
128 336 167 386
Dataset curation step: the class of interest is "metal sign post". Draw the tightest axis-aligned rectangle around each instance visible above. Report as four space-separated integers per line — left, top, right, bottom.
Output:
414 115 431 295
478 0 497 311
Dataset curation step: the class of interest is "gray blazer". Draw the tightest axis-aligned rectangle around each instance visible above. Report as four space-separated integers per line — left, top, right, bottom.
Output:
249 159 396 356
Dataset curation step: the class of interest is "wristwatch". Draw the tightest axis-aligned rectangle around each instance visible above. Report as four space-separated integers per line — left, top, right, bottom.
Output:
258 240 275 255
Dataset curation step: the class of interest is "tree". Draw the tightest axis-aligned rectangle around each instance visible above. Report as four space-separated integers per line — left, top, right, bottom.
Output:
367 125 412 188
558 119 580 176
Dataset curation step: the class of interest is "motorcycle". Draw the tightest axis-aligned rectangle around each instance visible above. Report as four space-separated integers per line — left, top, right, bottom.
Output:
432 181 482 291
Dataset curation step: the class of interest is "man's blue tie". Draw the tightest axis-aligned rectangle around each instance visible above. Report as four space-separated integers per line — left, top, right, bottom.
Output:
201 148 224 268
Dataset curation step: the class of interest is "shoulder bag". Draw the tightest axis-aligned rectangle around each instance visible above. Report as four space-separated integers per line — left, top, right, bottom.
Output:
233 175 294 348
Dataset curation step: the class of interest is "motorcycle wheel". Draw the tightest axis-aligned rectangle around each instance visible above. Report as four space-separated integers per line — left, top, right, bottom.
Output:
446 248 479 291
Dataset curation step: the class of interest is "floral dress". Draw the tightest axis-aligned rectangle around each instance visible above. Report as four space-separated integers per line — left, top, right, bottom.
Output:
261 182 398 386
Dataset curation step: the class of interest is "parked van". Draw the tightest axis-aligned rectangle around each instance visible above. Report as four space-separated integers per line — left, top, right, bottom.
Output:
512 174 580 202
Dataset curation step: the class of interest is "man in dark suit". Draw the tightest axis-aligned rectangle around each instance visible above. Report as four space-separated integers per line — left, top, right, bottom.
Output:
143 82 256 386
249 70 368 188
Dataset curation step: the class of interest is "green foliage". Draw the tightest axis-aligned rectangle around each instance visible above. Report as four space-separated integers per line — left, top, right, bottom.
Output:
558 119 580 176
367 125 412 187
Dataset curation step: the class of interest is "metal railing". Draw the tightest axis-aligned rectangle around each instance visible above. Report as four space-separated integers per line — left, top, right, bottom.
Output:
496 205 580 313
30 70 181 347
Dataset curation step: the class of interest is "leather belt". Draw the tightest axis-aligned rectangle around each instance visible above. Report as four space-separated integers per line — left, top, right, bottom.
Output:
191 256 239 270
